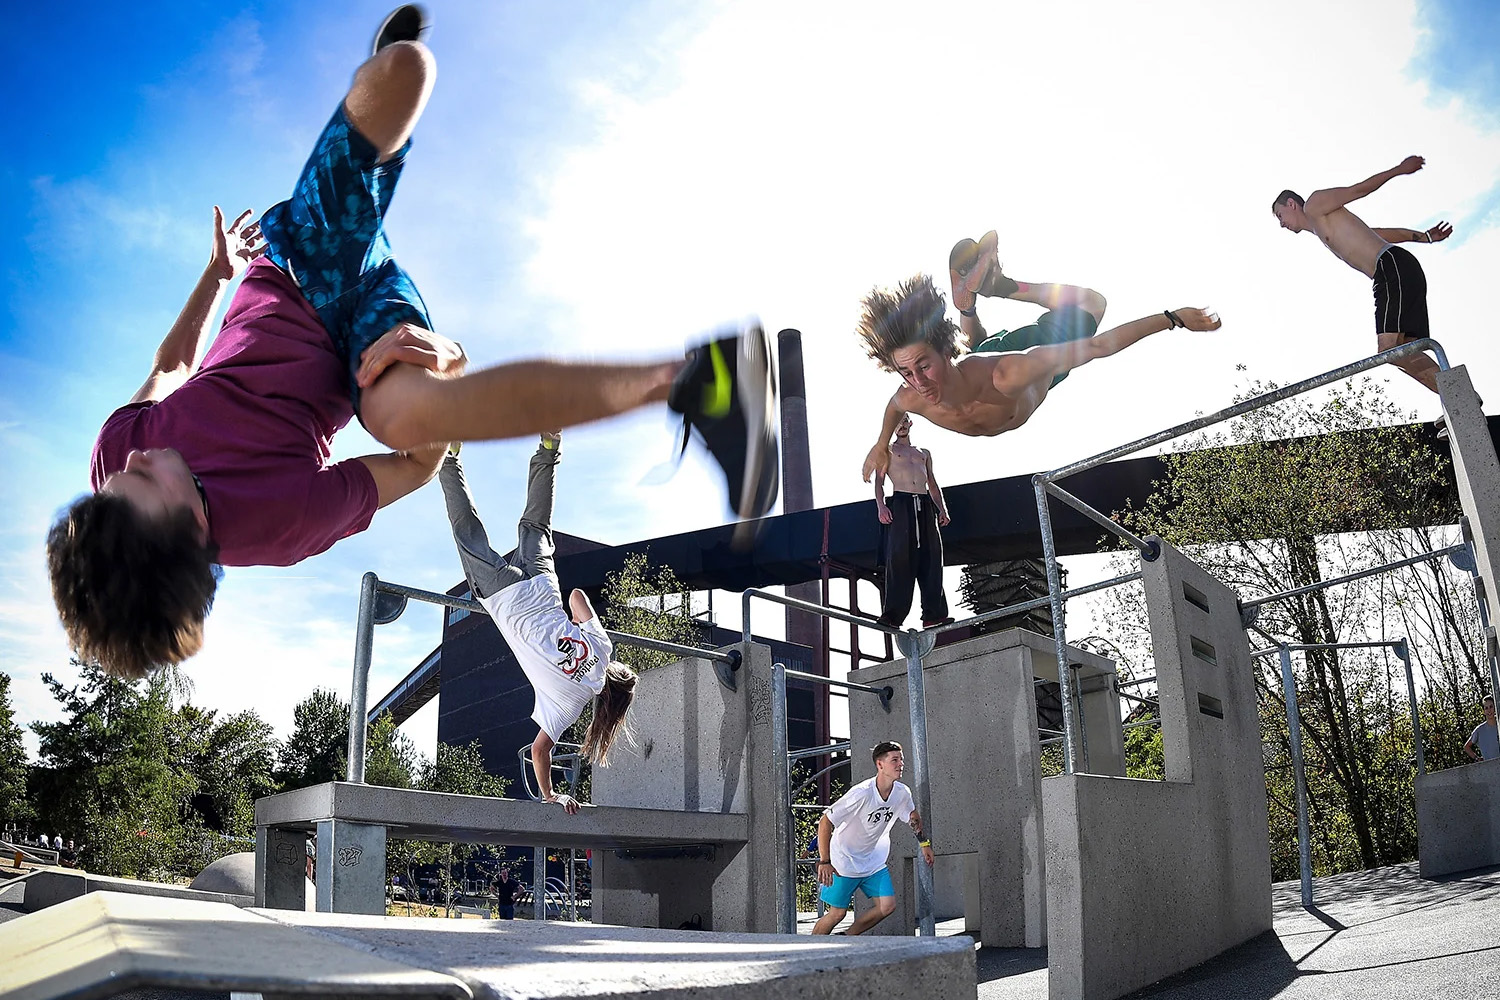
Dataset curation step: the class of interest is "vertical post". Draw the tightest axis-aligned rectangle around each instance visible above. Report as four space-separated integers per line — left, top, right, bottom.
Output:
896 631 937 937
1035 478 1078 773
1280 644 1314 908
1396 640 1425 776
533 847 547 922
1459 524 1500 706
569 848 578 922
771 662 796 934
347 572 378 785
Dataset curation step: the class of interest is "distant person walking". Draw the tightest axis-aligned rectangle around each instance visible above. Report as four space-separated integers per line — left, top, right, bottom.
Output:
493 868 519 919
1463 695 1498 762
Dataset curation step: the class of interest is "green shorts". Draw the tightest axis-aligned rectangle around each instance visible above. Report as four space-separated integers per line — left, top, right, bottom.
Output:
973 304 1098 388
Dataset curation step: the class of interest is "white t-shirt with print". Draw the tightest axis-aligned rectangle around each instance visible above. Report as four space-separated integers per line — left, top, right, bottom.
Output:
479 574 612 741
824 777 916 878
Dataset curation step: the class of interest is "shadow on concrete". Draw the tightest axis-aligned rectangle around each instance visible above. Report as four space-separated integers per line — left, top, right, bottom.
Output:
976 946 1048 983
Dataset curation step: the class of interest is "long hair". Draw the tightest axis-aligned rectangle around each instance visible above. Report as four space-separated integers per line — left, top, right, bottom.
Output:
856 273 962 373
582 662 637 765
47 493 221 680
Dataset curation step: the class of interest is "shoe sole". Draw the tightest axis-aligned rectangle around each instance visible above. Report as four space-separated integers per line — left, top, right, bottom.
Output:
730 323 778 550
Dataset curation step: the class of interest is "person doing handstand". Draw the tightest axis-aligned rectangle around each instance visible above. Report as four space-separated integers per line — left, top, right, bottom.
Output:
440 434 634 815
859 232 1219 483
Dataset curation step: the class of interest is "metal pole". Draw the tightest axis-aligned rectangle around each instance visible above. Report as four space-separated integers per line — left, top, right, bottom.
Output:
1395 641 1425 776
1035 478 1078 774
897 631 937 937
533 847 547 922
1280 644 1314 908
771 662 796 934
347 572 378 784
1240 544 1466 612
568 848 578 922
931 570 1143 636
1044 482 1160 560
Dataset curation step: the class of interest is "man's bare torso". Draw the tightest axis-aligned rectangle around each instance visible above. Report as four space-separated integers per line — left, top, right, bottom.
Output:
886 441 931 493
1308 205 1387 278
898 354 1049 437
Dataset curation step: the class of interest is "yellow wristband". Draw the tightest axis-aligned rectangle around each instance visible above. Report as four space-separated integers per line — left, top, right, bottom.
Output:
919 839 931 847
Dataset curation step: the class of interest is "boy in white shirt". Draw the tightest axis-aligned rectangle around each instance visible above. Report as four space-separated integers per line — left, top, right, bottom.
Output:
439 433 636 815
812 740 933 935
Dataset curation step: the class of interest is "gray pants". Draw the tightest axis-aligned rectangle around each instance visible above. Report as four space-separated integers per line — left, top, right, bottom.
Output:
439 442 559 600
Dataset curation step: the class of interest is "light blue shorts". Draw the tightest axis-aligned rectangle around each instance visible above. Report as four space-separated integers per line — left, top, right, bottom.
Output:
820 866 894 909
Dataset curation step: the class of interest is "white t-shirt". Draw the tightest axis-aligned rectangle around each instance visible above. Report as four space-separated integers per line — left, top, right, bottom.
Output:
1471 721 1499 761
824 777 916 878
479 574 612 741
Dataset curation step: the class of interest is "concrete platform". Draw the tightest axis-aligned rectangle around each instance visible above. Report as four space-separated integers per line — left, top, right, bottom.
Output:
256 781 749 850
0 890 978 1000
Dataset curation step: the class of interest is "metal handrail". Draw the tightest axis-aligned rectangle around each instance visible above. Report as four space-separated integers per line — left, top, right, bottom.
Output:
517 742 584 802
931 570 1143 636
788 740 851 761
1240 544 1465 615
1045 481 1160 561
741 588 902 643
784 667 894 712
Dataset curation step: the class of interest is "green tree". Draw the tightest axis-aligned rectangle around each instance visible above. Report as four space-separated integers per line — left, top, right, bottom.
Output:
0 672 33 831
365 712 421 790
599 551 702 671
278 688 349 789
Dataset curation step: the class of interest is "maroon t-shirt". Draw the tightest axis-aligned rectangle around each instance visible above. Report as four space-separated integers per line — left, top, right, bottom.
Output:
90 258 378 567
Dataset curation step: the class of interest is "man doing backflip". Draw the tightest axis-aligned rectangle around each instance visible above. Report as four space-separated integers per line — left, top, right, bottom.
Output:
812 740 933 936
859 232 1219 483
874 414 951 629
48 6 778 680
441 433 634 814
1272 156 1452 391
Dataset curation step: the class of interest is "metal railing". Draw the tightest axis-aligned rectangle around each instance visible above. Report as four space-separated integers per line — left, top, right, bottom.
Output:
1031 338 1451 774
347 573 743 785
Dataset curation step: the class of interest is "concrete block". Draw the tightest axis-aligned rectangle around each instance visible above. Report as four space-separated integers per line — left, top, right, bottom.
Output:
256 825 309 910
1416 759 1500 877
1438 366 1500 630
1044 539 1271 1000
23 869 253 913
316 819 386 915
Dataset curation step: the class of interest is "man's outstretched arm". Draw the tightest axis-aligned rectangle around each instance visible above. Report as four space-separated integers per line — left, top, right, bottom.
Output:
1305 156 1425 216
993 308 1220 394
358 444 447 508
1372 222 1453 245
129 207 265 405
862 394 908 482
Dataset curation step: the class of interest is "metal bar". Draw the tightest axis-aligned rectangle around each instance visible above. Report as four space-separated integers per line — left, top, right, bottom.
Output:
1117 689 1159 709
1117 675 1157 689
1280 644 1314 908
1395 640 1425 776
347 572 378 785
1241 544 1465 612
533 846 547 923
1039 338 1449 485
771 663 796 934
1035 478 1078 774
1122 717 1162 733
792 758 849 797
790 803 827 811
742 588 902 645
785 668 892 700
1044 482 1159 559
788 741 852 761
897 632 937 936
1252 640 1406 657
932 571 1143 636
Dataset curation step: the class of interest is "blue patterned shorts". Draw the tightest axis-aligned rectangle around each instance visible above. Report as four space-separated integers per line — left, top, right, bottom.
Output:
258 102 432 416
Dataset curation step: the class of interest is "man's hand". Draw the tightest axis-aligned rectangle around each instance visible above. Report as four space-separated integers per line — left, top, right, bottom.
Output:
1425 221 1454 244
356 322 469 388
209 206 265 282
921 844 935 866
1397 155 1425 175
817 862 835 887
938 509 951 527
547 792 580 815
877 502 893 525
1169 307 1222 332
863 443 891 483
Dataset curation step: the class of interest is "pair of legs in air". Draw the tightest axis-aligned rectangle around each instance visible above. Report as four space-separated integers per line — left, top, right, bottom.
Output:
440 437 561 602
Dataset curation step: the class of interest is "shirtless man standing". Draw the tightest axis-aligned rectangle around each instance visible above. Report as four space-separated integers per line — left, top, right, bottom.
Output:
1272 156 1453 391
858 244 1219 482
874 414 951 628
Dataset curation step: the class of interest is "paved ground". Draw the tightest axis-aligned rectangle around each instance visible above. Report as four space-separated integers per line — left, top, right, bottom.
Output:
976 862 1500 999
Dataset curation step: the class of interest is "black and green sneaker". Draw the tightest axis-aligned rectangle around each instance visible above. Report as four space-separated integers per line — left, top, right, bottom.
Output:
668 321 780 546
373 4 428 55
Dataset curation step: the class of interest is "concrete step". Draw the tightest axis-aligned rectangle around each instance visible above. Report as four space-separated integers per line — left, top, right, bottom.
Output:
2 890 977 1000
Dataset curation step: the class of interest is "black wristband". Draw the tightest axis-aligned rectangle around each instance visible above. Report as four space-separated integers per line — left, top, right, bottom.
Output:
958 305 977 317
1163 310 1183 329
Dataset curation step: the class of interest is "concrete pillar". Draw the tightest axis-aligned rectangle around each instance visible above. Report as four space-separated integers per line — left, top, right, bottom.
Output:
255 826 309 910
315 820 386 915
1044 538 1270 1000
591 642 777 931
846 629 1108 946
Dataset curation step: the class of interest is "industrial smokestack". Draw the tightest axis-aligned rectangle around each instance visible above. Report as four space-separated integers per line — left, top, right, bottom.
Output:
778 330 822 654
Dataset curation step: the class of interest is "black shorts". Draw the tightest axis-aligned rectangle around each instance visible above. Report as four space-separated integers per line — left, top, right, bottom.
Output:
1372 245 1429 340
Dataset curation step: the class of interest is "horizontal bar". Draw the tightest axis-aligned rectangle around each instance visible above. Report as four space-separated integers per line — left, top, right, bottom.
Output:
742 588 903 643
376 579 739 665
788 741 852 761
932 571 1143 635
1123 717 1162 732
1038 338 1449 485
1251 640 1407 658
1240 544 1465 612
1117 689 1159 709
1117 675 1156 689
785 668 893 700
793 758 850 797
791 803 827 811
1044 482 1157 558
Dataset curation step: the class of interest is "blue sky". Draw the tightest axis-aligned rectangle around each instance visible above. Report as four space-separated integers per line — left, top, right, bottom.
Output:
4 0 1499 757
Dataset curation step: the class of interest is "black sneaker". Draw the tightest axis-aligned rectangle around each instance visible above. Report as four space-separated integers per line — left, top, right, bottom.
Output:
669 321 780 547
373 4 428 55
